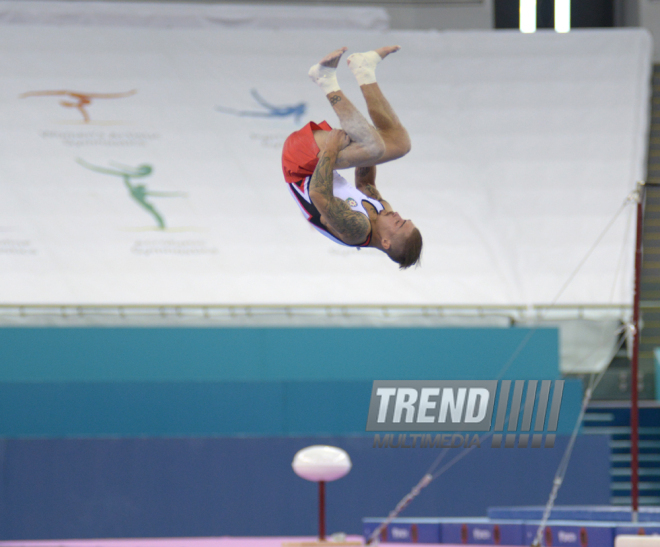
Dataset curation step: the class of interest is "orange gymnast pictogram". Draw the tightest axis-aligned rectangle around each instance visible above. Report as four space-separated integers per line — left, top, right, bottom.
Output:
19 89 137 122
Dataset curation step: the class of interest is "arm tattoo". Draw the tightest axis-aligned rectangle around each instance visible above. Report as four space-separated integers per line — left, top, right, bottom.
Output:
329 95 342 106
355 166 378 193
310 152 370 243
325 197 371 243
362 184 383 200
309 155 335 198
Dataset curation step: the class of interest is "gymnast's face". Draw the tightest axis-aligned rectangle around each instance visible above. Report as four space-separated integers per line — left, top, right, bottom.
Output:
378 211 415 253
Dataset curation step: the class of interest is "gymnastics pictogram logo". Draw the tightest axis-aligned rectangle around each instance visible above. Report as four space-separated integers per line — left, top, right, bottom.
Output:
19 89 137 123
216 89 307 123
76 158 186 230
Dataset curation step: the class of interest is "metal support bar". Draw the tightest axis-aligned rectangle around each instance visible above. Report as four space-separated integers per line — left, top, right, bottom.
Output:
631 182 645 520
318 481 326 541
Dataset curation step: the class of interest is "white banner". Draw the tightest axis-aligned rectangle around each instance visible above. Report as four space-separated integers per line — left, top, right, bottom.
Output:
0 10 651 307
0 1 390 30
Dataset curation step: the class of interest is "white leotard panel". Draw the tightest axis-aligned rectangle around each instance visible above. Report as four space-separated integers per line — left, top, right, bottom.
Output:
288 170 384 247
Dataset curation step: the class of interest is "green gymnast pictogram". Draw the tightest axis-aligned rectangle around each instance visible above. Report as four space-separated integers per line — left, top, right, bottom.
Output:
77 158 186 229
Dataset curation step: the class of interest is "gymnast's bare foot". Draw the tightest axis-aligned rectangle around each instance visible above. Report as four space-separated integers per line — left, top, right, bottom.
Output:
309 47 347 93
347 46 401 86
318 47 348 68
374 45 401 59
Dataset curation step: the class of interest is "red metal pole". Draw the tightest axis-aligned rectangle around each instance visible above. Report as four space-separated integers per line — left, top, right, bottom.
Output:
631 183 644 520
319 481 326 541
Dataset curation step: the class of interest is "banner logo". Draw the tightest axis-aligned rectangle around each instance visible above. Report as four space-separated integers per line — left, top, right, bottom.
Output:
367 380 564 448
216 89 306 123
20 89 137 123
77 158 186 230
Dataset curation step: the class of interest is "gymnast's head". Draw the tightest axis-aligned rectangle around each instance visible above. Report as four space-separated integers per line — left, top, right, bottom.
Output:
373 211 422 269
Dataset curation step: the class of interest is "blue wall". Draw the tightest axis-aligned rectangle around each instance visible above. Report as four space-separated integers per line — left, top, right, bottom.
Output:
0 327 574 437
0 435 610 540
1 327 559 382
0 326 604 540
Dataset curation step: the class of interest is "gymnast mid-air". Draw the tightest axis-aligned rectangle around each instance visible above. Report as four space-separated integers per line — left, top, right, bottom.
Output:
281 46 422 269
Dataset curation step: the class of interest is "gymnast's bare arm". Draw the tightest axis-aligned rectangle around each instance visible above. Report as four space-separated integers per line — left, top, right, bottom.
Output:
355 166 393 213
355 166 376 190
309 129 371 245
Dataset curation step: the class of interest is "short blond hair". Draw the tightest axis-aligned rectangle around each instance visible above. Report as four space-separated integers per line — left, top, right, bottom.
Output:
388 227 422 270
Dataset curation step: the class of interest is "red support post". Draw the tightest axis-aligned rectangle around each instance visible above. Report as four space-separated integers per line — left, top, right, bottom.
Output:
318 480 326 541
631 183 644 520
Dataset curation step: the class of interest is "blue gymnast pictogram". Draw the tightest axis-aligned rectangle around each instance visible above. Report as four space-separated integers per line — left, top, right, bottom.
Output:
216 89 306 123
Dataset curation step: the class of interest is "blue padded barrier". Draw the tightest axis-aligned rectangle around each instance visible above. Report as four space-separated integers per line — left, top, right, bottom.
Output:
363 518 443 543
363 518 525 545
616 525 660 536
364 516 660 546
440 518 524 545
523 521 616 547
488 506 660 523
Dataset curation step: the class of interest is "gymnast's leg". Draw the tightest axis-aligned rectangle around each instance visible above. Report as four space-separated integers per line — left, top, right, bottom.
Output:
308 47 385 168
347 46 411 163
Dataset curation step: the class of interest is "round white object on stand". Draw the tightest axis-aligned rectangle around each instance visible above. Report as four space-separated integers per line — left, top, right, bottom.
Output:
292 445 352 482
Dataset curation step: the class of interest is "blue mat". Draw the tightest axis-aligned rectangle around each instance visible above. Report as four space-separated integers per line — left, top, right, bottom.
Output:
487 505 660 522
363 518 525 545
363 515 660 545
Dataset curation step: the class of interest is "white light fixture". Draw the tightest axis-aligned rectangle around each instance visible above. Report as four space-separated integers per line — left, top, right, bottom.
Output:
555 0 571 33
520 0 537 34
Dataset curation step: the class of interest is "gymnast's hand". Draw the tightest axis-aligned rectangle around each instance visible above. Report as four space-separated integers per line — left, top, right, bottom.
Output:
322 129 351 154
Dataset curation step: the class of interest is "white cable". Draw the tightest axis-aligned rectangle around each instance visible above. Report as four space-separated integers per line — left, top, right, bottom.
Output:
550 198 632 307
366 474 433 544
530 334 623 547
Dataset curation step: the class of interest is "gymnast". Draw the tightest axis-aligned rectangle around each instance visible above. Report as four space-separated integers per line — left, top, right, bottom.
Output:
281 46 422 269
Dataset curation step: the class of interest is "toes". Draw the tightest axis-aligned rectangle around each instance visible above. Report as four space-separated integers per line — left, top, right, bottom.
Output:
376 45 401 59
320 47 348 67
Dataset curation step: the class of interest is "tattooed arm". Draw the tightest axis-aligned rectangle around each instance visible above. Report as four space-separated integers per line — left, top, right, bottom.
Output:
355 166 379 195
355 166 376 187
355 165 394 213
309 130 371 245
